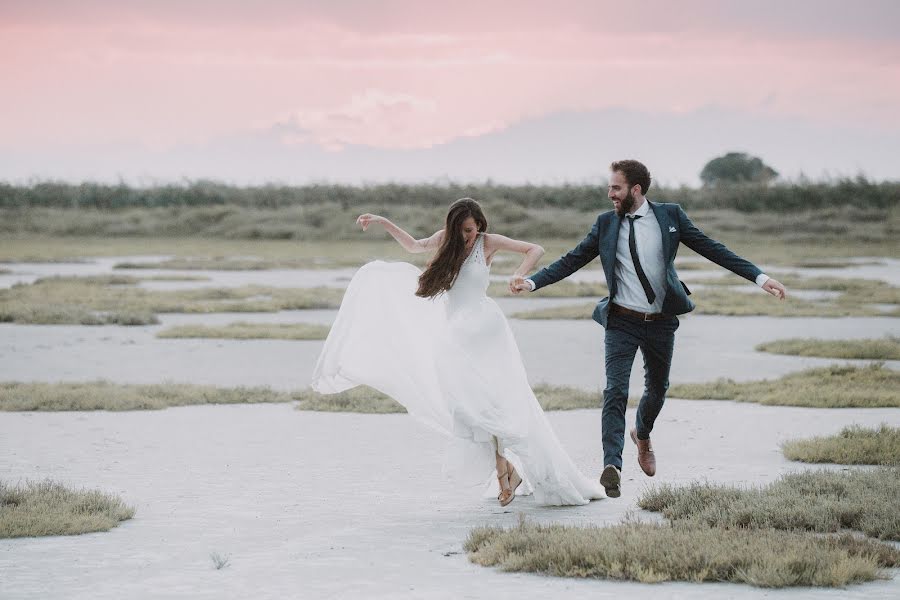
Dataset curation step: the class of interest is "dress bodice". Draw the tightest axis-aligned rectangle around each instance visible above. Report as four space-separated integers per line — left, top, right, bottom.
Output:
446 233 490 315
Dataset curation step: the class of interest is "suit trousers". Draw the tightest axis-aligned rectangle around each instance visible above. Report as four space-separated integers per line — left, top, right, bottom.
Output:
602 311 679 469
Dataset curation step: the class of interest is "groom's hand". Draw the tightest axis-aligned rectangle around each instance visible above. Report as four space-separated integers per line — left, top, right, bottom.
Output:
762 278 786 300
508 276 531 294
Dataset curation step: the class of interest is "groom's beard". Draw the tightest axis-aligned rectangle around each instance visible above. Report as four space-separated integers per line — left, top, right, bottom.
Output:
615 191 636 217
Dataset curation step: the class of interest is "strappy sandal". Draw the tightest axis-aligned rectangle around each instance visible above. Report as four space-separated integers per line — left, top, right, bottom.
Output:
497 464 523 507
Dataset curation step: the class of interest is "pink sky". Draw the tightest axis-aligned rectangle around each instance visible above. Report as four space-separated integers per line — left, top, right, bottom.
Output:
2 1 899 183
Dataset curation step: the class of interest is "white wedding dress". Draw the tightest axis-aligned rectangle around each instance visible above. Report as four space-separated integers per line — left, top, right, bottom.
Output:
311 233 604 505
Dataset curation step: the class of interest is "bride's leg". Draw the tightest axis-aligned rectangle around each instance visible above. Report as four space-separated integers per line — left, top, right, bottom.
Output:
495 436 522 506
494 436 508 476
494 436 513 504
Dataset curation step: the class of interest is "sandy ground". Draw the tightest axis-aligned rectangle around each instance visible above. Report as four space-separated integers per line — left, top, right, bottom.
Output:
2 402 900 600
1 257 899 598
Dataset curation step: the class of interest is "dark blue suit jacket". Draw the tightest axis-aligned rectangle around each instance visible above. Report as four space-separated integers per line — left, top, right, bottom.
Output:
529 201 763 327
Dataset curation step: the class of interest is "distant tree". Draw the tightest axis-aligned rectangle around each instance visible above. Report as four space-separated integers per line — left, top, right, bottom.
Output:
700 152 779 185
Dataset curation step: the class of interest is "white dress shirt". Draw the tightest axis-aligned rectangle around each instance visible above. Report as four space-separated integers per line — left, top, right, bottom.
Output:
613 200 666 313
525 200 770 306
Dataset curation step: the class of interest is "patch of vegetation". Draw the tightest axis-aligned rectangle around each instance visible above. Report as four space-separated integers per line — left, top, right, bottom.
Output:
295 386 405 413
0 381 606 413
4 178 897 213
756 337 900 360
0 276 344 325
157 322 331 340
696 273 892 292
782 425 900 466
0 479 135 538
668 363 900 408
465 517 899 587
0 381 297 411
791 260 884 268
295 384 606 413
639 468 900 541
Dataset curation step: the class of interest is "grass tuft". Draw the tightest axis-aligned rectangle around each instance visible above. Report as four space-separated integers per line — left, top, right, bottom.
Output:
638 468 900 540
668 363 900 408
465 517 899 587
0 381 296 411
157 322 331 340
756 337 900 360
0 381 601 413
782 425 900 466
0 276 344 325
697 273 895 294
294 383 605 413
0 479 134 538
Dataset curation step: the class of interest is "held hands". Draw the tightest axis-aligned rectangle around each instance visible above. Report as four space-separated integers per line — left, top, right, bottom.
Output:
762 278 787 300
508 276 532 295
356 214 384 232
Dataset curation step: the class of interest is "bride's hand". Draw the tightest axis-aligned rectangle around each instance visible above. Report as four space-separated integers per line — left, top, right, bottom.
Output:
356 214 384 232
508 276 531 294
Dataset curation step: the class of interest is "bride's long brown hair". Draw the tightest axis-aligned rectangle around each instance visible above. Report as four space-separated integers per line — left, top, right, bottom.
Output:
416 198 488 298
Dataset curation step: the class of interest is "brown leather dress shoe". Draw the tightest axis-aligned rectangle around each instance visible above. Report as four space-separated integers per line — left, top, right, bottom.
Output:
630 428 657 477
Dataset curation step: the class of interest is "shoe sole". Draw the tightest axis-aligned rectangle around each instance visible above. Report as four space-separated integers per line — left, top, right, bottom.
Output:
499 469 524 507
599 467 621 498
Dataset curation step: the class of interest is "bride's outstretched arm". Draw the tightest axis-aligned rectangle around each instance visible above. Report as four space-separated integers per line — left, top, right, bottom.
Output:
483 234 545 290
356 214 444 254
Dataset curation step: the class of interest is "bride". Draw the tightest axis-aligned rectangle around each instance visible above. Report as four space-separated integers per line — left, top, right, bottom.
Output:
311 198 603 506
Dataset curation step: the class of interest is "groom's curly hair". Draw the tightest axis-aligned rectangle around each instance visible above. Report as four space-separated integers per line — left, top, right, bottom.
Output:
611 159 652 195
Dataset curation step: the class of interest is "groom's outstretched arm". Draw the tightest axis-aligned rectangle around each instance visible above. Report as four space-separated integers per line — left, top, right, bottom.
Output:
526 216 602 291
676 206 786 298
676 206 764 283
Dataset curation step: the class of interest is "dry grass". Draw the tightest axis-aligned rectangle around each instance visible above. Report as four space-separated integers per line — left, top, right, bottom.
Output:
668 363 900 408
0 479 135 538
0 381 297 411
63 274 211 283
782 425 900 466
510 303 596 320
639 468 900 541
838 287 900 305
0 236 431 269
697 274 900 306
756 337 900 360
115 257 355 271
672 261 722 271
295 383 605 413
791 260 885 268
157 322 331 340
2 227 898 273
696 273 893 292
0 276 344 325
465 517 899 587
0 381 604 413
295 386 406 413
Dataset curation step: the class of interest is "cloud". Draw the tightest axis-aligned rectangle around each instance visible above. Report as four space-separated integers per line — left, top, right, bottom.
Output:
276 90 507 150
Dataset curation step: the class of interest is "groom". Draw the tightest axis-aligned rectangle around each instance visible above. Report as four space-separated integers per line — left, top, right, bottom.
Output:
510 160 786 498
